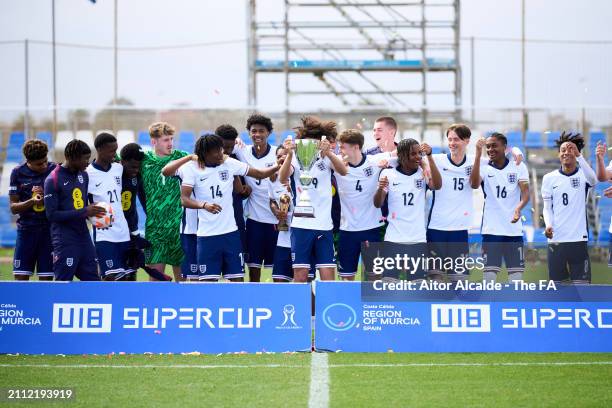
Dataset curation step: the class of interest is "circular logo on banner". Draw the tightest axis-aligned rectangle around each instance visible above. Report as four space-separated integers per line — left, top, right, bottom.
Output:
322 303 357 331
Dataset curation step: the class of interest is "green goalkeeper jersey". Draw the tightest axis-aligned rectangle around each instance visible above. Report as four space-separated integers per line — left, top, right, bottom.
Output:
140 149 188 244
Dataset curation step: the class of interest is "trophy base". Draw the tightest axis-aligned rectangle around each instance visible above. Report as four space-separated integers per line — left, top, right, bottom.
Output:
277 223 289 232
293 206 315 218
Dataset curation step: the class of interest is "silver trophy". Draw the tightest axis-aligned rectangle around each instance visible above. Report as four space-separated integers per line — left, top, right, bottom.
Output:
293 138 322 218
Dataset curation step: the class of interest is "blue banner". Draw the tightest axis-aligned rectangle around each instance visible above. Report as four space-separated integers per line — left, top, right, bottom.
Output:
0 282 311 354
315 282 612 352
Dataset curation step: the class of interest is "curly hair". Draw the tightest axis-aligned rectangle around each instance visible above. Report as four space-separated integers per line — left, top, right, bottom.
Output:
555 131 584 152
246 113 273 133
22 139 48 162
294 116 337 141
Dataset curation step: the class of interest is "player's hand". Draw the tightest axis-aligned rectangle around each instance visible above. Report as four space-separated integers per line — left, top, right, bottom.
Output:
475 137 486 152
191 154 199 161
377 159 389 168
603 186 612 198
235 138 246 149
567 142 581 158
511 208 521 223
31 186 44 203
544 226 554 239
86 204 107 217
241 185 252 198
319 136 330 157
378 176 389 191
596 141 607 160
420 143 432 156
511 148 523 165
283 136 295 152
203 202 222 214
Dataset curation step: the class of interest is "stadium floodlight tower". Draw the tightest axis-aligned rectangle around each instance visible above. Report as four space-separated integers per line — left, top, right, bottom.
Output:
247 0 462 136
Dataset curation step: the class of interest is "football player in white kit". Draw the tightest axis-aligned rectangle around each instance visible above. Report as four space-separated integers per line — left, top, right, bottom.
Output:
542 132 597 283
596 140 612 267
335 129 391 280
374 138 442 280
470 133 530 282
427 124 524 282
233 114 278 282
177 134 280 281
86 132 133 280
279 116 348 283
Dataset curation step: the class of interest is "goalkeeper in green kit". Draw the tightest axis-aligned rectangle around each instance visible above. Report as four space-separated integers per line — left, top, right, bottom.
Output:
140 122 188 281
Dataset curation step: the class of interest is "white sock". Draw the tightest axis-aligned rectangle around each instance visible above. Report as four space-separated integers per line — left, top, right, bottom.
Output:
508 272 523 282
483 271 497 282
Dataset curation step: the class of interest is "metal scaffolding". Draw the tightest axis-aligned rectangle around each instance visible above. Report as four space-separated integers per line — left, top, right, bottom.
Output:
247 0 462 132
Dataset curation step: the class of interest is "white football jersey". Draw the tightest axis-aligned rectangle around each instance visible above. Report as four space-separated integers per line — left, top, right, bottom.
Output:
86 162 130 243
267 178 293 248
335 153 387 231
381 166 428 243
176 161 201 235
183 158 249 237
234 144 278 224
291 154 334 231
480 159 528 237
427 153 476 231
541 167 592 242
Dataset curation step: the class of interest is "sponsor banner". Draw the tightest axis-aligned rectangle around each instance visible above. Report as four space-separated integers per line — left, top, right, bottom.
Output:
0 282 311 354
315 282 612 352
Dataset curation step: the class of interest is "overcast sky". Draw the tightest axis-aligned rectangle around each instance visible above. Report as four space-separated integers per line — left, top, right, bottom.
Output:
1 0 611 115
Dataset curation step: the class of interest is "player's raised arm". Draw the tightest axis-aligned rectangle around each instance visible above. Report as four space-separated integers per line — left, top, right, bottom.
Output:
512 181 530 223
320 137 348 176
246 163 281 180
576 149 598 186
9 167 39 214
595 142 611 182
374 173 389 208
541 176 554 239
161 154 197 177
279 138 295 185
420 143 442 190
469 137 486 189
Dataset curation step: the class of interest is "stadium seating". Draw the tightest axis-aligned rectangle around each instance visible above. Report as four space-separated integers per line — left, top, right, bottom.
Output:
76 130 94 148
36 131 53 149
0 228 17 248
239 131 251 144
6 147 22 162
525 131 543 149
505 131 524 149
544 131 561 148
9 131 25 147
177 130 195 152
55 131 74 152
0 162 18 195
116 130 135 151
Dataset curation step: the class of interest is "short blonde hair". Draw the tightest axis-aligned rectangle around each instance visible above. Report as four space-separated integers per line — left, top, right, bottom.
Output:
148 122 175 139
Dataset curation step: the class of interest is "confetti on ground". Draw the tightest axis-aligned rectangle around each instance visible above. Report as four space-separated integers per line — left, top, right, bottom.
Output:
521 215 527 221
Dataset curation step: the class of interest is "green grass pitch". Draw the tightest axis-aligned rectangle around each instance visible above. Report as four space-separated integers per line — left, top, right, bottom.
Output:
0 353 610 407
